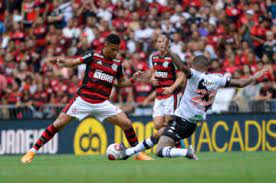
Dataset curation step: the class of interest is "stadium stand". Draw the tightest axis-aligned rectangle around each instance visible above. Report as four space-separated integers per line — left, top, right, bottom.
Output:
0 0 275 119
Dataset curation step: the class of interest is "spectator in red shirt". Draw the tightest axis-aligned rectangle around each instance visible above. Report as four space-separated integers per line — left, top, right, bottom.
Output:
224 53 240 75
10 22 25 43
240 10 261 49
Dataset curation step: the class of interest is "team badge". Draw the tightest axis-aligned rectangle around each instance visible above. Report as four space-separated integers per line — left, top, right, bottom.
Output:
163 61 169 68
111 64 118 71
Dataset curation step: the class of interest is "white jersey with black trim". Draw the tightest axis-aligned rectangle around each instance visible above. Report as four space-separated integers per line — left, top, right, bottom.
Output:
174 68 231 123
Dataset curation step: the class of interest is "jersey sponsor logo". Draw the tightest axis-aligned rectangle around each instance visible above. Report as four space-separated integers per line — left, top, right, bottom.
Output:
155 71 168 78
111 64 118 71
82 53 92 60
74 118 107 155
93 70 114 83
163 61 169 68
202 80 216 88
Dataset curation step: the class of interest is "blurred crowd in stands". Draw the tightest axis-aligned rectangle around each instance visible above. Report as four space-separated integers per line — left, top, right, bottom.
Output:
0 0 275 119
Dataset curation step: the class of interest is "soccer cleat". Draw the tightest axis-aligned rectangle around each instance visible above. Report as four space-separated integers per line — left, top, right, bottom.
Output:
21 151 35 164
186 145 199 160
120 143 130 160
133 152 154 161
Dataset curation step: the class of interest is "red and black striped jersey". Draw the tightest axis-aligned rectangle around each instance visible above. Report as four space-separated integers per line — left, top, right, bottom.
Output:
149 52 179 99
77 49 124 104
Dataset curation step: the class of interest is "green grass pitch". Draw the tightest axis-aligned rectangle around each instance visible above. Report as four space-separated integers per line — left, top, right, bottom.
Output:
0 152 275 183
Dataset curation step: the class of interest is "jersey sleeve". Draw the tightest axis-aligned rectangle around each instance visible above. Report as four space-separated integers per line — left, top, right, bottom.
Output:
79 49 94 64
189 68 202 80
216 74 231 87
116 64 125 80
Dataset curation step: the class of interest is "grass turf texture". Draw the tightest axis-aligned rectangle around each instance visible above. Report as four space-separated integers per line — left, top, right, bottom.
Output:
0 152 275 183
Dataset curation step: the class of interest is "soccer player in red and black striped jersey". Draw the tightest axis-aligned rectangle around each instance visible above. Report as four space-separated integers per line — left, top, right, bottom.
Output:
21 34 153 163
148 34 185 131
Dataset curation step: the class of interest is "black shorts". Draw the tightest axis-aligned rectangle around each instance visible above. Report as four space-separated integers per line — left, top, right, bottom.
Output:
162 116 197 141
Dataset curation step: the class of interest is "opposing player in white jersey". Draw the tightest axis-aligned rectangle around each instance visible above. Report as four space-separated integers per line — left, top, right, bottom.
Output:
122 50 268 160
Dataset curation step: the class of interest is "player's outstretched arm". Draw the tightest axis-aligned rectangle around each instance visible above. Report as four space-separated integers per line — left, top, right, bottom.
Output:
228 67 269 88
167 50 192 78
116 71 150 87
48 57 83 68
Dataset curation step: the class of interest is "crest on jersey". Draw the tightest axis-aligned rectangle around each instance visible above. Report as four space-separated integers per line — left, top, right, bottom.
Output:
97 60 102 65
111 64 118 71
163 61 169 68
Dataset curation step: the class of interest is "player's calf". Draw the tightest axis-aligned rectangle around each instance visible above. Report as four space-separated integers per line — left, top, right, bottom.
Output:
30 113 72 153
121 129 163 159
123 135 159 157
32 124 58 152
156 144 198 160
156 146 188 158
155 129 198 159
107 112 139 147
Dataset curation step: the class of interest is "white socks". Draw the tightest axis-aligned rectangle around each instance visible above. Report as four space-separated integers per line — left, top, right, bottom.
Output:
160 147 187 157
125 136 157 156
30 148 37 153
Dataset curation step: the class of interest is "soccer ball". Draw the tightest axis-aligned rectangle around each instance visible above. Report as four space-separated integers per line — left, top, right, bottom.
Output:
106 143 124 160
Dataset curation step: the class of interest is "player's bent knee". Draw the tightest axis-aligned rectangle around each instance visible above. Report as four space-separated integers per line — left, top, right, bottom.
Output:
156 148 164 158
152 127 164 139
153 122 163 130
165 116 172 123
121 119 132 130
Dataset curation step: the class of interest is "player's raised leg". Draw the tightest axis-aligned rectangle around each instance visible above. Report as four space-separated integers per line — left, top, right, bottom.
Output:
21 95 92 164
122 118 198 160
155 136 197 159
107 112 139 147
21 112 74 164
106 112 154 160
155 119 198 159
155 136 195 159
123 128 164 157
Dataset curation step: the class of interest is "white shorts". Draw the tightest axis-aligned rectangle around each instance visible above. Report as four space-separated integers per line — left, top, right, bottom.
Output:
63 96 122 121
153 94 179 118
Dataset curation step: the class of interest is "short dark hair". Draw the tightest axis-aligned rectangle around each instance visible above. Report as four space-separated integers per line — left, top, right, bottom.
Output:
193 55 209 66
106 34 121 45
